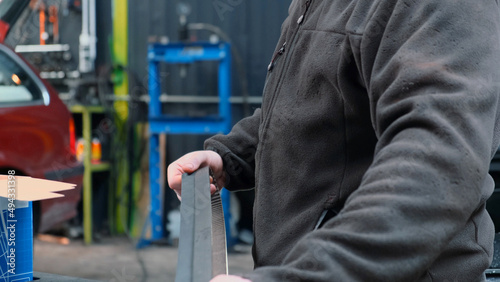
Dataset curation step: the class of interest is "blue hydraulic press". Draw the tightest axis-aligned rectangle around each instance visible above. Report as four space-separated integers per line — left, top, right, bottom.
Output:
138 41 235 248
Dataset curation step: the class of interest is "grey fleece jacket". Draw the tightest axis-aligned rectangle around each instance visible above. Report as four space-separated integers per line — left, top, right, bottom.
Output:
204 0 500 281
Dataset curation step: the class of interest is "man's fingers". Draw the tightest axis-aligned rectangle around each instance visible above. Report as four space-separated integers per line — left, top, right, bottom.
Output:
180 162 196 173
210 275 251 282
210 184 217 194
179 151 214 173
167 150 224 201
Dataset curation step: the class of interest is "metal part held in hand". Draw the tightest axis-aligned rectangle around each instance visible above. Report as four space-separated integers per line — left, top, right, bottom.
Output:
175 166 228 282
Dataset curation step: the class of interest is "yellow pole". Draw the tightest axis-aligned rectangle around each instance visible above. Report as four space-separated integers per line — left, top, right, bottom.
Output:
112 0 129 234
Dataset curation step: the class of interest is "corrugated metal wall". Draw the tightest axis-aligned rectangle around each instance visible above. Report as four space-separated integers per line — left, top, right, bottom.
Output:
128 0 292 162
127 1 291 213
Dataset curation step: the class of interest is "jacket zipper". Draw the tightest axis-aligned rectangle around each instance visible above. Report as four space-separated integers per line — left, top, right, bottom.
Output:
297 0 312 25
267 42 286 72
266 0 312 73
258 0 313 149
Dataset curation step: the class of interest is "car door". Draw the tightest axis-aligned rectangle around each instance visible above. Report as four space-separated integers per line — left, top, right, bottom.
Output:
0 43 72 179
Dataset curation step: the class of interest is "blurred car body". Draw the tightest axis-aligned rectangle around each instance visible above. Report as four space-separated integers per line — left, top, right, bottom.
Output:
0 0 83 233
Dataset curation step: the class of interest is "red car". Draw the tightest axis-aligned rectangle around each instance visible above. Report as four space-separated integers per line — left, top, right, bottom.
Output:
0 0 83 233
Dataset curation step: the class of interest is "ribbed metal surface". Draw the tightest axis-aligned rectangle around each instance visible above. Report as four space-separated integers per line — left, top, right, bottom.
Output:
211 189 228 277
128 0 291 119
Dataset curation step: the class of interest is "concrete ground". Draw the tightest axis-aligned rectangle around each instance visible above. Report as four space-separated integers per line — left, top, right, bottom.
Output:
33 236 254 281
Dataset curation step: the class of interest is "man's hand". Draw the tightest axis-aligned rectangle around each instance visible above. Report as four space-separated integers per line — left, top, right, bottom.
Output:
210 275 251 282
167 150 225 200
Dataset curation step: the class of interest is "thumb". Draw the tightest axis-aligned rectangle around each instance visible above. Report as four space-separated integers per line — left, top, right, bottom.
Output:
181 162 196 173
179 152 211 173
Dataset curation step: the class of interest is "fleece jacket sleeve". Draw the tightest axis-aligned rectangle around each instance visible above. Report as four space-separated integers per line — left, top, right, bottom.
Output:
244 0 500 281
204 108 261 191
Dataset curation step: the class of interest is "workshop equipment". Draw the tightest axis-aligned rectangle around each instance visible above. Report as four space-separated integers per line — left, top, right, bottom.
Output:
138 41 234 248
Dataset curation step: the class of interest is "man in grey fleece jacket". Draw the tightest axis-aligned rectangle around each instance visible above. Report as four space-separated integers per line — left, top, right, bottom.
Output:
168 0 500 281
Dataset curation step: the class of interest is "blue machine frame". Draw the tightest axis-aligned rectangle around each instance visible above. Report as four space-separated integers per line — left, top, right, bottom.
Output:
140 42 233 247
148 42 232 134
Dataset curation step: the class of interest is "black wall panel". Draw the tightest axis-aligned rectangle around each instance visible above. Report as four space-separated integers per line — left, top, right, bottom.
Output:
127 1 291 213
127 0 291 163
129 0 291 101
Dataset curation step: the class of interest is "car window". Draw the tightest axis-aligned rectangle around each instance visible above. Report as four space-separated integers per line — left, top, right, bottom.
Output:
0 46 43 106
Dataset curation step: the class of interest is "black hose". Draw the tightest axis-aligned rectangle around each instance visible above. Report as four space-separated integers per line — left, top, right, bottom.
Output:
187 23 251 117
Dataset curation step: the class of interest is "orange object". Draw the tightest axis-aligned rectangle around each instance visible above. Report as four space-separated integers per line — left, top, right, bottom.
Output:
91 138 102 163
36 234 70 245
69 117 76 156
39 7 45 45
48 5 58 43
76 138 85 162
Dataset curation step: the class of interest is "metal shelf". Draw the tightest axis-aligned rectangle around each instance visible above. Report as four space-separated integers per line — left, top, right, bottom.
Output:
89 161 111 172
70 105 109 245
